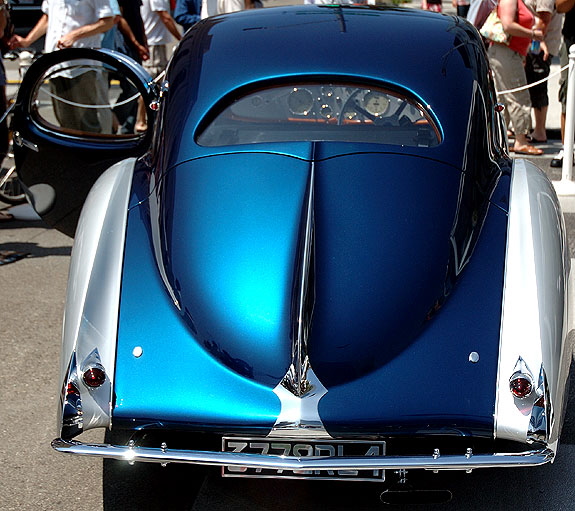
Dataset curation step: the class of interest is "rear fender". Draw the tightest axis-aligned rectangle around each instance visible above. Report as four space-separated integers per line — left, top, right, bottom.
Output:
58 158 136 439
495 159 573 452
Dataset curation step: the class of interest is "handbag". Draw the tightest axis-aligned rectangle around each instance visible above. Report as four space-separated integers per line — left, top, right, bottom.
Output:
467 0 497 29
480 9 510 45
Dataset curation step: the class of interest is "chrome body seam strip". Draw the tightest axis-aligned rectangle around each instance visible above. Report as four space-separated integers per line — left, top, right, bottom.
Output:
283 158 315 397
52 438 554 470
271 158 331 438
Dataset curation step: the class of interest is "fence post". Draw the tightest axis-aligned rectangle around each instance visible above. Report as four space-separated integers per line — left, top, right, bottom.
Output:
554 44 575 195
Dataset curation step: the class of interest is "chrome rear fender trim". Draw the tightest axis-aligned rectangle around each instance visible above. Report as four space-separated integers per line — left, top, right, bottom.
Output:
58 158 136 438
495 159 572 449
52 438 554 471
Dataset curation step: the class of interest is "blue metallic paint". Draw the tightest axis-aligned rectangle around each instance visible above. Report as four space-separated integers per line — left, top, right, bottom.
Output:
113 142 507 434
318 199 509 436
115 187 281 431
158 152 311 384
111 7 509 437
309 152 461 385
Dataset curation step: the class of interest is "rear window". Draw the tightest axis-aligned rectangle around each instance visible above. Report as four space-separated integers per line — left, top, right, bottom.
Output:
196 83 441 148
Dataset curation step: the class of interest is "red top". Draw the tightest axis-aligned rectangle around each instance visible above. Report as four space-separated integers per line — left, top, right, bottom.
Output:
498 0 534 56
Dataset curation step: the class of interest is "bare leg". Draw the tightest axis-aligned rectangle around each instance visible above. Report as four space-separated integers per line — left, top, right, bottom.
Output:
531 106 548 141
135 97 147 133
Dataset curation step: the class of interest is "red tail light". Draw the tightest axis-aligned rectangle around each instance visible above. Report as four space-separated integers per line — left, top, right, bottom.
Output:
509 374 533 398
82 366 106 388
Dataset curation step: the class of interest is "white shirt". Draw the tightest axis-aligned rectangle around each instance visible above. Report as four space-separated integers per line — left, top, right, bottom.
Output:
141 0 175 46
201 0 243 18
42 0 118 53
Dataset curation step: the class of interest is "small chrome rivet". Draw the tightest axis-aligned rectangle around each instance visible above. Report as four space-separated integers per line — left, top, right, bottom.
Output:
469 352 480 363
132 346 143 358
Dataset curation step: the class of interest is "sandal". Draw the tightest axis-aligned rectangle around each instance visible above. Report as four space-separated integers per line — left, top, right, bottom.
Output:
527 134 547 144
511 144 543 155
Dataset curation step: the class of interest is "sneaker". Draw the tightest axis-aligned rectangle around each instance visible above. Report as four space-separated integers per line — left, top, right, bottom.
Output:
551 150 564 168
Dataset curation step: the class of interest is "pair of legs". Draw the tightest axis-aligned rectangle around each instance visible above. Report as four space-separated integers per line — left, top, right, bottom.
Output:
488 43 543 155
136 45 170 133
525 51 551 142
50 70 113 134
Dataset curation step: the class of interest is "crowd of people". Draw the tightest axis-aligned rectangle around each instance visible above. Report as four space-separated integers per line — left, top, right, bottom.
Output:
440 0 574 165
0 0 571 154
0 0 257 138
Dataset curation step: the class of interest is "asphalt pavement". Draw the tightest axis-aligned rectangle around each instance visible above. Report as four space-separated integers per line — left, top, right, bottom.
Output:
2 3 575 510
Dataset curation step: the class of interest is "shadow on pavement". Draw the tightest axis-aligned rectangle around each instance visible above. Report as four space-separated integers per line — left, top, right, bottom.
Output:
0 241 71 258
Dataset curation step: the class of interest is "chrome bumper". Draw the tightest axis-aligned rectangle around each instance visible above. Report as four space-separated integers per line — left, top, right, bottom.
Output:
52 438 555 471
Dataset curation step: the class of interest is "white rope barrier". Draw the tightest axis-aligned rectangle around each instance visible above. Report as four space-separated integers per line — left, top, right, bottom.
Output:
497 63 569 96
487 46 575 196
40 87 140 109
0 65 166 128
36 70 166 110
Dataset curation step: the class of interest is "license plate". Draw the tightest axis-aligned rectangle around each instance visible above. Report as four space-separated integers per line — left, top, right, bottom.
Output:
222 437 386 481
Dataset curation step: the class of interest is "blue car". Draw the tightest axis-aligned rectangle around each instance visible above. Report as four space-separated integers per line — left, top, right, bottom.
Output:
12 4 573 501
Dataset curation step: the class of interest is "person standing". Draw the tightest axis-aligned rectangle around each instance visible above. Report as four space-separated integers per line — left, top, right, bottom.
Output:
452 0 471 17
9 0 117 53
174 0 201 32
102 0 149 133
9 0 118 133
487 0 544 155
422 0 443 12
116 0 149 62
135 0 181 132
140 0 181 78
524 0 563 144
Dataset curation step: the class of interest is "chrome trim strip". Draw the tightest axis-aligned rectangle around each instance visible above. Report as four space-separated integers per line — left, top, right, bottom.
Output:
52 438 554 470
282 160 316 397
271 159 331 439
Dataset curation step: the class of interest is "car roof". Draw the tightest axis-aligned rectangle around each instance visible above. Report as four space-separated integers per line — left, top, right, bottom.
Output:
164 5 492 166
